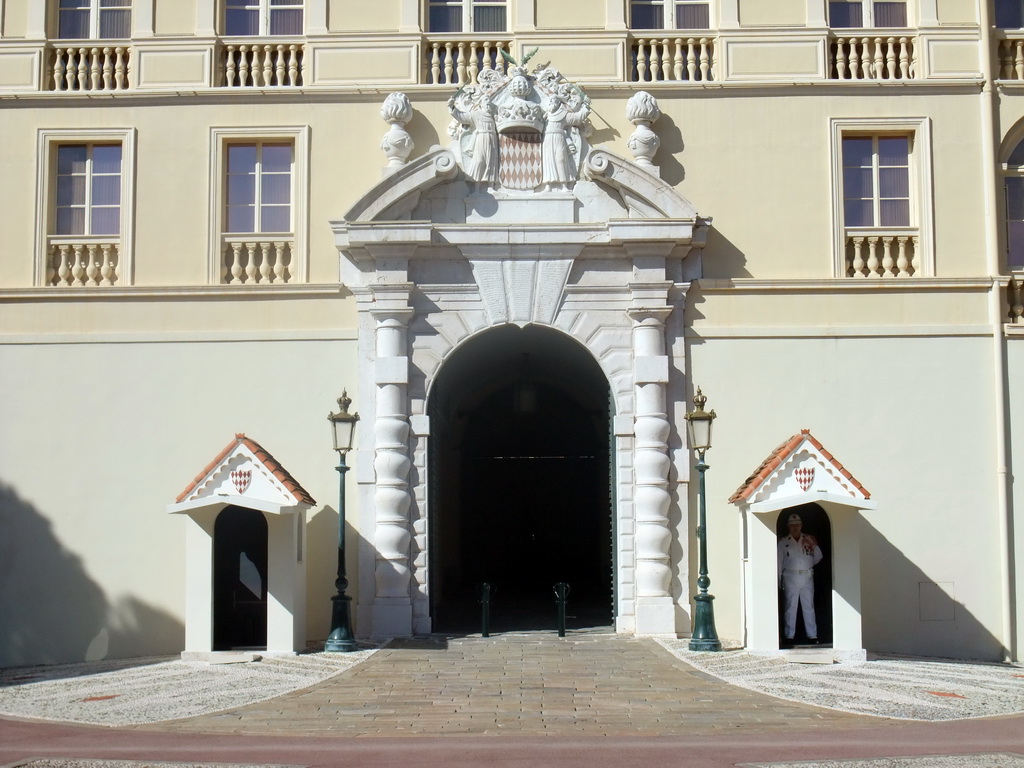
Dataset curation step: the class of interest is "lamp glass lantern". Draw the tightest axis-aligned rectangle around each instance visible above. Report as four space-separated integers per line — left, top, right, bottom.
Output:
684 388 715 453
329 391 359 455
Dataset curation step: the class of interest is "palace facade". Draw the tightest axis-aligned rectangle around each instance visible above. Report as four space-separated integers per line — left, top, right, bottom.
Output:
2 0 1023 666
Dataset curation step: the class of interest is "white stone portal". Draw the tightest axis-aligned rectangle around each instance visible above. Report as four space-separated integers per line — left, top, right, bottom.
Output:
334 84 710 639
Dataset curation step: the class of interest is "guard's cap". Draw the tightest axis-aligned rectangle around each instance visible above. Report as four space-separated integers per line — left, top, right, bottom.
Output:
787 513 803 525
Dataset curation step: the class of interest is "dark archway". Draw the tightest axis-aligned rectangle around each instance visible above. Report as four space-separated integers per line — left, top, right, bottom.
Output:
776 503 833 646
428 325 614 633
213 505 268 650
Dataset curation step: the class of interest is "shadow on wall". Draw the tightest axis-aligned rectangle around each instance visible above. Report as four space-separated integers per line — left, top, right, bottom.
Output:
858 517 1004 661
0 481 184 668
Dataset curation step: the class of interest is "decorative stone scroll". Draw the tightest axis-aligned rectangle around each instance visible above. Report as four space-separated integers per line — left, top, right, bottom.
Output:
446 51 593 190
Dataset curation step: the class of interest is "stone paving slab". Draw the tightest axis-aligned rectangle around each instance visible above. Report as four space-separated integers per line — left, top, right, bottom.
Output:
140 633 885 737
738 755 1024 768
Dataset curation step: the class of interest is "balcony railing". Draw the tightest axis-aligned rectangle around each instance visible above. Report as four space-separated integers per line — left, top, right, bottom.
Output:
219 41 304 87
845 228 919 277
222 236 294 284
998 33 1024 80
829 33 916 80
1008 275 1024 323
424 38 511 86
48 43 131 91
630 36 714 82
47 237 121 286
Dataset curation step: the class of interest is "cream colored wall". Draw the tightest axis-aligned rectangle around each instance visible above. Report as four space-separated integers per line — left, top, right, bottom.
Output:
154 0 198 36
2 0 28 38
936 0 978 24
1007 335 1024 662
0 334 359 666
688 331 1004 659
738 0 806 27
329 0 402 32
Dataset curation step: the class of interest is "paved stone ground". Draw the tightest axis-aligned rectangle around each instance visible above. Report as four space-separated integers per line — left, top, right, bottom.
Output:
141 633 887 737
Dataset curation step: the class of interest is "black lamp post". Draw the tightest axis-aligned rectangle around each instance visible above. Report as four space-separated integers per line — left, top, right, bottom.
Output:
685 387 722 652
325 390 359 653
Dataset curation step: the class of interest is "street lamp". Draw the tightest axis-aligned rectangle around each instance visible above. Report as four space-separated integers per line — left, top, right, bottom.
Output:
685 387 721 652
325 390 359 652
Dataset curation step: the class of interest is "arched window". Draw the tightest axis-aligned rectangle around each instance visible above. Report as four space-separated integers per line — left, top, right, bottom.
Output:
1004 137 1024 269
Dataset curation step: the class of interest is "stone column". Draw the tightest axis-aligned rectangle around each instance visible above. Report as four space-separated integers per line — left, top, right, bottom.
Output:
629 281 676 635
369 283 415 637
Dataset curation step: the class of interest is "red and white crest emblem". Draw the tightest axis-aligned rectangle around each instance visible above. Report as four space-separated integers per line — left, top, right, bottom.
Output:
230 469 252 494
795 466 815 492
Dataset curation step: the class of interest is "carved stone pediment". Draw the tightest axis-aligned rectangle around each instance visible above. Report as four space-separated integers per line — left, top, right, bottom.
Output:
447 61 593 190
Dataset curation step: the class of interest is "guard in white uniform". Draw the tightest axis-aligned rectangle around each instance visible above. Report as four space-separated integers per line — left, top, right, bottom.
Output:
777 512 823 642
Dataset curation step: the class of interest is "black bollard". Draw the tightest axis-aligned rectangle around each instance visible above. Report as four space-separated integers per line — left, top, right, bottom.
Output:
553 582 570 637
477 582 494 637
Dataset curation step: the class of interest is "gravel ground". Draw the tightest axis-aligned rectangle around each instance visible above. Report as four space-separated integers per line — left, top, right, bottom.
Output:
0 648 378 727
659 640 1024 721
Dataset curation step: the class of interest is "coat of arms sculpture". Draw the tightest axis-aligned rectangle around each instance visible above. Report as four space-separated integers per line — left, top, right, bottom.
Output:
447 51 592 191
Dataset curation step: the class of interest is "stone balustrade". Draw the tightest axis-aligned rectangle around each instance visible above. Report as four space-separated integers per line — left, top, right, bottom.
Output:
845 229 919 277
424 38 511 86
998 33 1024 80
220 42 304 87
829 34 916 80
222 237 294 284
49 45 130 91
630 37 713 82
47 237 121 286
1008 276 1024 323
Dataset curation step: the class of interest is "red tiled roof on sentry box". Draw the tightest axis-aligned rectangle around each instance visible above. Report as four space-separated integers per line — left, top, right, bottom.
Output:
176 433 317 505
728 429 871 504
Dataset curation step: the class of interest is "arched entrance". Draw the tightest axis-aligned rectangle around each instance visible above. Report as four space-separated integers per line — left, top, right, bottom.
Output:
775 503 833 647
213 505 268 650
428 325 613 633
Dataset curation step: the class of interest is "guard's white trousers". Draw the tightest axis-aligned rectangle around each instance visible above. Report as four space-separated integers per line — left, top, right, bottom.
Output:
781 569 817 639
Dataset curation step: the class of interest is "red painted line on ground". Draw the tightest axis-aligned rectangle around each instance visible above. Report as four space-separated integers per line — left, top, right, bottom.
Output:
925 691 966 698
82 695 120 702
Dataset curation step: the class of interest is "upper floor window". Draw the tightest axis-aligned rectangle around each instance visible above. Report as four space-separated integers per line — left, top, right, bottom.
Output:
997 0 1024 28
829 0 906 28
427 0 506 33
226 0 303 36
226 142 292 234
55 143 122 236
1004 139 1024 268
58 0 131 39
842 136 911 228
630 0 710 29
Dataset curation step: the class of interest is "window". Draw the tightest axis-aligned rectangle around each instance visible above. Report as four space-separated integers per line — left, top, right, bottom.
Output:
997 0 1024 28
55 144 122 236
842 136 911 228
36 129 135 287
427 0 506 33
225 142 292 235
829 0 906 27
225 0 303 36
630 0 710 29
831 119 932 278
1004 139 1024 268
210 127 308 285
58 0 131 39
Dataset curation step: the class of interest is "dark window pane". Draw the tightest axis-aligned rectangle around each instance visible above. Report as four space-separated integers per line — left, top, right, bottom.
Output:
227 174 256 206
844 167 873 199
996 0 1024 28
878 136 909 166
843 137 873 168
1008 139 1024 166
226 8 258 35
92 175 121 206
91 206 120 235
56 207 85 235
227 145 258 173
879 167 909 198
99 8 130 37
1008 221 1024 266
92 145 122 174
474 6 506 32
261 205 290 232
631 2 664 29
59 9 90 38
1007 177 1024 219
227 205 255 232
56 176 86 207
261 174 290 205
676 3 710 29
57 145 88 175
261 144 292 172
269 8 303 34
845 199 873 227
429 6 461 32
880 199 909 226
873 1 906 26
829 1 863 27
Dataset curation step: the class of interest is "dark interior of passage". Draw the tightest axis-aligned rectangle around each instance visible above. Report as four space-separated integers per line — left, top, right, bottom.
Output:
776 502 833 646
428 325 614 633
213 504 268 650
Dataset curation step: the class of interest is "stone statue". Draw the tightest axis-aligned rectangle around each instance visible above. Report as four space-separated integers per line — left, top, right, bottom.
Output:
626 91 662 170
542 92 591 187
380 92 414 170
447 89 500 185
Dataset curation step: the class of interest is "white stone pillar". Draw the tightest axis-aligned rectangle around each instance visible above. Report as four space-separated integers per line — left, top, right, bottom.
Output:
370 284 415 637
629 281 676 635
